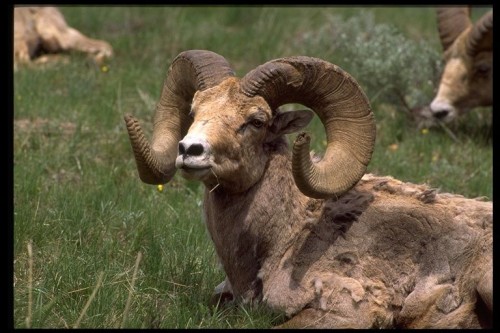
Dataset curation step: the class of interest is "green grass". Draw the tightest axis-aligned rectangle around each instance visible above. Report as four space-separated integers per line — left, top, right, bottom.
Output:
13 6 492 328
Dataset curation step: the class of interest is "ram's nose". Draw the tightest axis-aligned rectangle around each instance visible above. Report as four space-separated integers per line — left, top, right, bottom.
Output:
175 137 211 169
178 141 205 157
430 100 455 122
432 110 450 120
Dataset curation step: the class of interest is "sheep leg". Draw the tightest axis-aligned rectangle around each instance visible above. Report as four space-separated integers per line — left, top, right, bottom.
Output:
209 278 234 307
35 7 112 63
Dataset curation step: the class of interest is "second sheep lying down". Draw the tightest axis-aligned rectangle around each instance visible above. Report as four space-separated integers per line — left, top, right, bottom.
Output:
124 50 492 328
14 6 113 69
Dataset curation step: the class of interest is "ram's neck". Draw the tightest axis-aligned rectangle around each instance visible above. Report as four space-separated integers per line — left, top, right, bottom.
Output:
202 148 312 300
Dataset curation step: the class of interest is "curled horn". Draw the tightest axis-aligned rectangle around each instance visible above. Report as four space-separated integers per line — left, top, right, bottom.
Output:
466 10 493 56
436 7 471 52
241 57 376 199
124 50 235 184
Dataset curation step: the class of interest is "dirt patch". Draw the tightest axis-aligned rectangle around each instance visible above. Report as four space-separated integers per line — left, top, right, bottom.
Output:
14 117 77 137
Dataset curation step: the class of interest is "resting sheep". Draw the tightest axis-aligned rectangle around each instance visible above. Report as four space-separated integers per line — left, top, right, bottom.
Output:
124 50 492 328
419 6 492 126
14 6 113 69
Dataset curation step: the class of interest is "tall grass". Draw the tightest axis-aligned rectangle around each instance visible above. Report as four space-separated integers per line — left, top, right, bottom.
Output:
13 6 492 328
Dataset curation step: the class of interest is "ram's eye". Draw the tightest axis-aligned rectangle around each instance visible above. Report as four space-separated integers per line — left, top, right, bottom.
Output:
251 119 265 128
474 63 490 77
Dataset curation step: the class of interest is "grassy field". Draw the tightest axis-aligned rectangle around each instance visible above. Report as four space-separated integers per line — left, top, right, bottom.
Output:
13 6 492 328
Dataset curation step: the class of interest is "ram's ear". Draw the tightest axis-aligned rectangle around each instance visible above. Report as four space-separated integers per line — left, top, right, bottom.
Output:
270 110 314 136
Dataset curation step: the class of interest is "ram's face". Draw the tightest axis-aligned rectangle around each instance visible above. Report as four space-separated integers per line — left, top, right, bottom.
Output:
125 51 374 199
430 49 492 123
175 78 273 193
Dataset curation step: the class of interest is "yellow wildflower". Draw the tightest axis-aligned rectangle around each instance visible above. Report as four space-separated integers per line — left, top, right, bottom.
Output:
389 143 398 151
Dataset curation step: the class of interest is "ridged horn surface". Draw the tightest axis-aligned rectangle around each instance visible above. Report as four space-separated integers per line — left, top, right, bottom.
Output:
124 50 235 184
241 57 376 199
436 7 471 51
466 10 493 56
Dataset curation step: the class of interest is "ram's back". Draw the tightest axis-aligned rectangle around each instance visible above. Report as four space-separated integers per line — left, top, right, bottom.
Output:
267 174 492 328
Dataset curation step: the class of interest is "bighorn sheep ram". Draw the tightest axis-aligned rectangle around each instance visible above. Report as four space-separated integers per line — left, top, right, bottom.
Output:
124 50 492 328
422 6 492 125
14 6 113 69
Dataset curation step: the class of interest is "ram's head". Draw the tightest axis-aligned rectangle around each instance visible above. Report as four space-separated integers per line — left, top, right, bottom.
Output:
422 7 492 125
124 50 375 199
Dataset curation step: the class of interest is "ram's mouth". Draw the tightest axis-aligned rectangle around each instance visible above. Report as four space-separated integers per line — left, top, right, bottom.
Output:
176 158 212 180
179 167 211 181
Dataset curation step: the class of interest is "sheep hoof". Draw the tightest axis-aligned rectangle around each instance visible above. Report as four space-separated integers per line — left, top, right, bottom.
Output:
209 290 234 308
